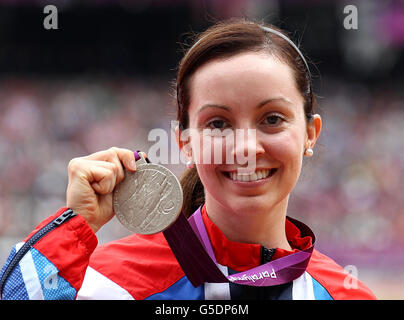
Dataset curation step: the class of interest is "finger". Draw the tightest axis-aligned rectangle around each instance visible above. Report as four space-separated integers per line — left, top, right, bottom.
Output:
89 159 126 186
113 147 138 172
68 158 120 183
85 147 137 172
91 158 125 185
88 166 117 195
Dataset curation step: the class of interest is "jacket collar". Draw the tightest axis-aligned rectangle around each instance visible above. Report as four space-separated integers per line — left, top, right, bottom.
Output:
200 204 313 272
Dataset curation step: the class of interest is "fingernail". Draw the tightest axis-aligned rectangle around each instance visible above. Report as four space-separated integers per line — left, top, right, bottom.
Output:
129 159 137 171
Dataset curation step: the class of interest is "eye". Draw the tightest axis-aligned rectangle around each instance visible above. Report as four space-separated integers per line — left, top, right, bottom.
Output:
262 113 285 126
206 119 229 130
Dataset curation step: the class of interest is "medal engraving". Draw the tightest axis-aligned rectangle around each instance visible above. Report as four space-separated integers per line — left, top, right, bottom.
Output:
113 157 183 234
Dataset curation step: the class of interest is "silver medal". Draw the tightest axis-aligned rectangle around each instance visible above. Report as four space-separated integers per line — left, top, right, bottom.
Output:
113 154 183 234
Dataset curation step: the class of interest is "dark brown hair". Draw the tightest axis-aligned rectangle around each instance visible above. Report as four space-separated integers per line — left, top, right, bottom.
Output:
175 18 316 217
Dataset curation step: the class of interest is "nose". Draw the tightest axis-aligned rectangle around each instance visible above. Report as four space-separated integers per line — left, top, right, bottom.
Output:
231 128 264 173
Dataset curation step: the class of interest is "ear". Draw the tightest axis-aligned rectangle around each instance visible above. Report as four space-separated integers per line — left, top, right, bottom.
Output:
305 114 322 150
174 124 193 159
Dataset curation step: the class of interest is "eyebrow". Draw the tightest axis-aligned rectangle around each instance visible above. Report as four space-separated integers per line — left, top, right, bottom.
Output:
197 97 293 114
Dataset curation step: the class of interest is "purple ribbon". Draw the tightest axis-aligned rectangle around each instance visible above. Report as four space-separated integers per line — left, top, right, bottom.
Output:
134 150 141 161
163 206 315 287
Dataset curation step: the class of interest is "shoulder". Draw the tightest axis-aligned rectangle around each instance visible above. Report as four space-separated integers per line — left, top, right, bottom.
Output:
306 249 376 300
86 232 185 300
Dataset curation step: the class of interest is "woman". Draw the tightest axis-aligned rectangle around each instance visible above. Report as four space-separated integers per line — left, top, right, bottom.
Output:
0 18 376 300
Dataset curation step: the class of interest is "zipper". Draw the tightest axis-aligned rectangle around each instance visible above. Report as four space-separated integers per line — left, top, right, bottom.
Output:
261 246 275 263
0 209 76 299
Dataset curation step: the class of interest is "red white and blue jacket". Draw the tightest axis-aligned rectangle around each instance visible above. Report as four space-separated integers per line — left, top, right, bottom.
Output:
0 205 376 300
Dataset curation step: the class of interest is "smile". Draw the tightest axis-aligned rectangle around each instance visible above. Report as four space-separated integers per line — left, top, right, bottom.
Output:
222 168 278 182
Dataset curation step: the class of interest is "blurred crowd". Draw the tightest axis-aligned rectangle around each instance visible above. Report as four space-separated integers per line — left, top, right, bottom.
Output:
289 78 404 267
0 76 403 270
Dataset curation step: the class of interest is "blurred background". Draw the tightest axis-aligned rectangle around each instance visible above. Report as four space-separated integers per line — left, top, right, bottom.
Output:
0 0 403 299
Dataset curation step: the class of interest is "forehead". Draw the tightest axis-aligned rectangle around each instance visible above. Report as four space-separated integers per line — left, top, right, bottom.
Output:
188 51 303 112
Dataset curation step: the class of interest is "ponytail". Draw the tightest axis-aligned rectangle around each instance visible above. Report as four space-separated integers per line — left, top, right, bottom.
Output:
179 167 205 218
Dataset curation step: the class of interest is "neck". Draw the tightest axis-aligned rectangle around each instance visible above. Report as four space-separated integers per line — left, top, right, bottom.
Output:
204 196 292 251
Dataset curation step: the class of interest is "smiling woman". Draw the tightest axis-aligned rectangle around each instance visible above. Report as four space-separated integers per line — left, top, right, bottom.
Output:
172 18 375 299
174 21 322 246
178 51 317 250
175 20 320 219
0 18 376 300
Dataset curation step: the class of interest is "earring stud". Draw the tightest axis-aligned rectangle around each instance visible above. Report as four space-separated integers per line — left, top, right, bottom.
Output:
186 158 195 169
304 148 314 157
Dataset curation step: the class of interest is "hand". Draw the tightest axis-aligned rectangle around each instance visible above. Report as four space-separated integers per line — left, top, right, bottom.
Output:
66 147 144 233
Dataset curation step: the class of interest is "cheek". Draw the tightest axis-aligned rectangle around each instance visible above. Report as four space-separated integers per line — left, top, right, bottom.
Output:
262 130 304 168
195 164 220 197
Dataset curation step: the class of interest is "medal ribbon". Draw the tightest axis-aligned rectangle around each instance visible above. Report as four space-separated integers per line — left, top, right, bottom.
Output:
133 151 315 288
163 206 314 287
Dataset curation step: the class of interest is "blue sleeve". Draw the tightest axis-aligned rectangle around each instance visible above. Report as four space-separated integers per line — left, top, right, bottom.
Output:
1 242 77 300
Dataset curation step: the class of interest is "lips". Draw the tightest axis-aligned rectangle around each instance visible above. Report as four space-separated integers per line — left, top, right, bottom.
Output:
222 168 278 182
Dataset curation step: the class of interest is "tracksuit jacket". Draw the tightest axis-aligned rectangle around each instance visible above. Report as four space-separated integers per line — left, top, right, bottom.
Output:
0 204 376 300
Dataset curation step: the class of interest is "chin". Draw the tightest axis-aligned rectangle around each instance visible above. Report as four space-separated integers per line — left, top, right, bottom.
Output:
222 193 280 216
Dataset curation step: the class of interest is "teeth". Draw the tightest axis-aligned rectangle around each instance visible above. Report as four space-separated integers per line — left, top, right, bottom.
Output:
228 169 273 182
